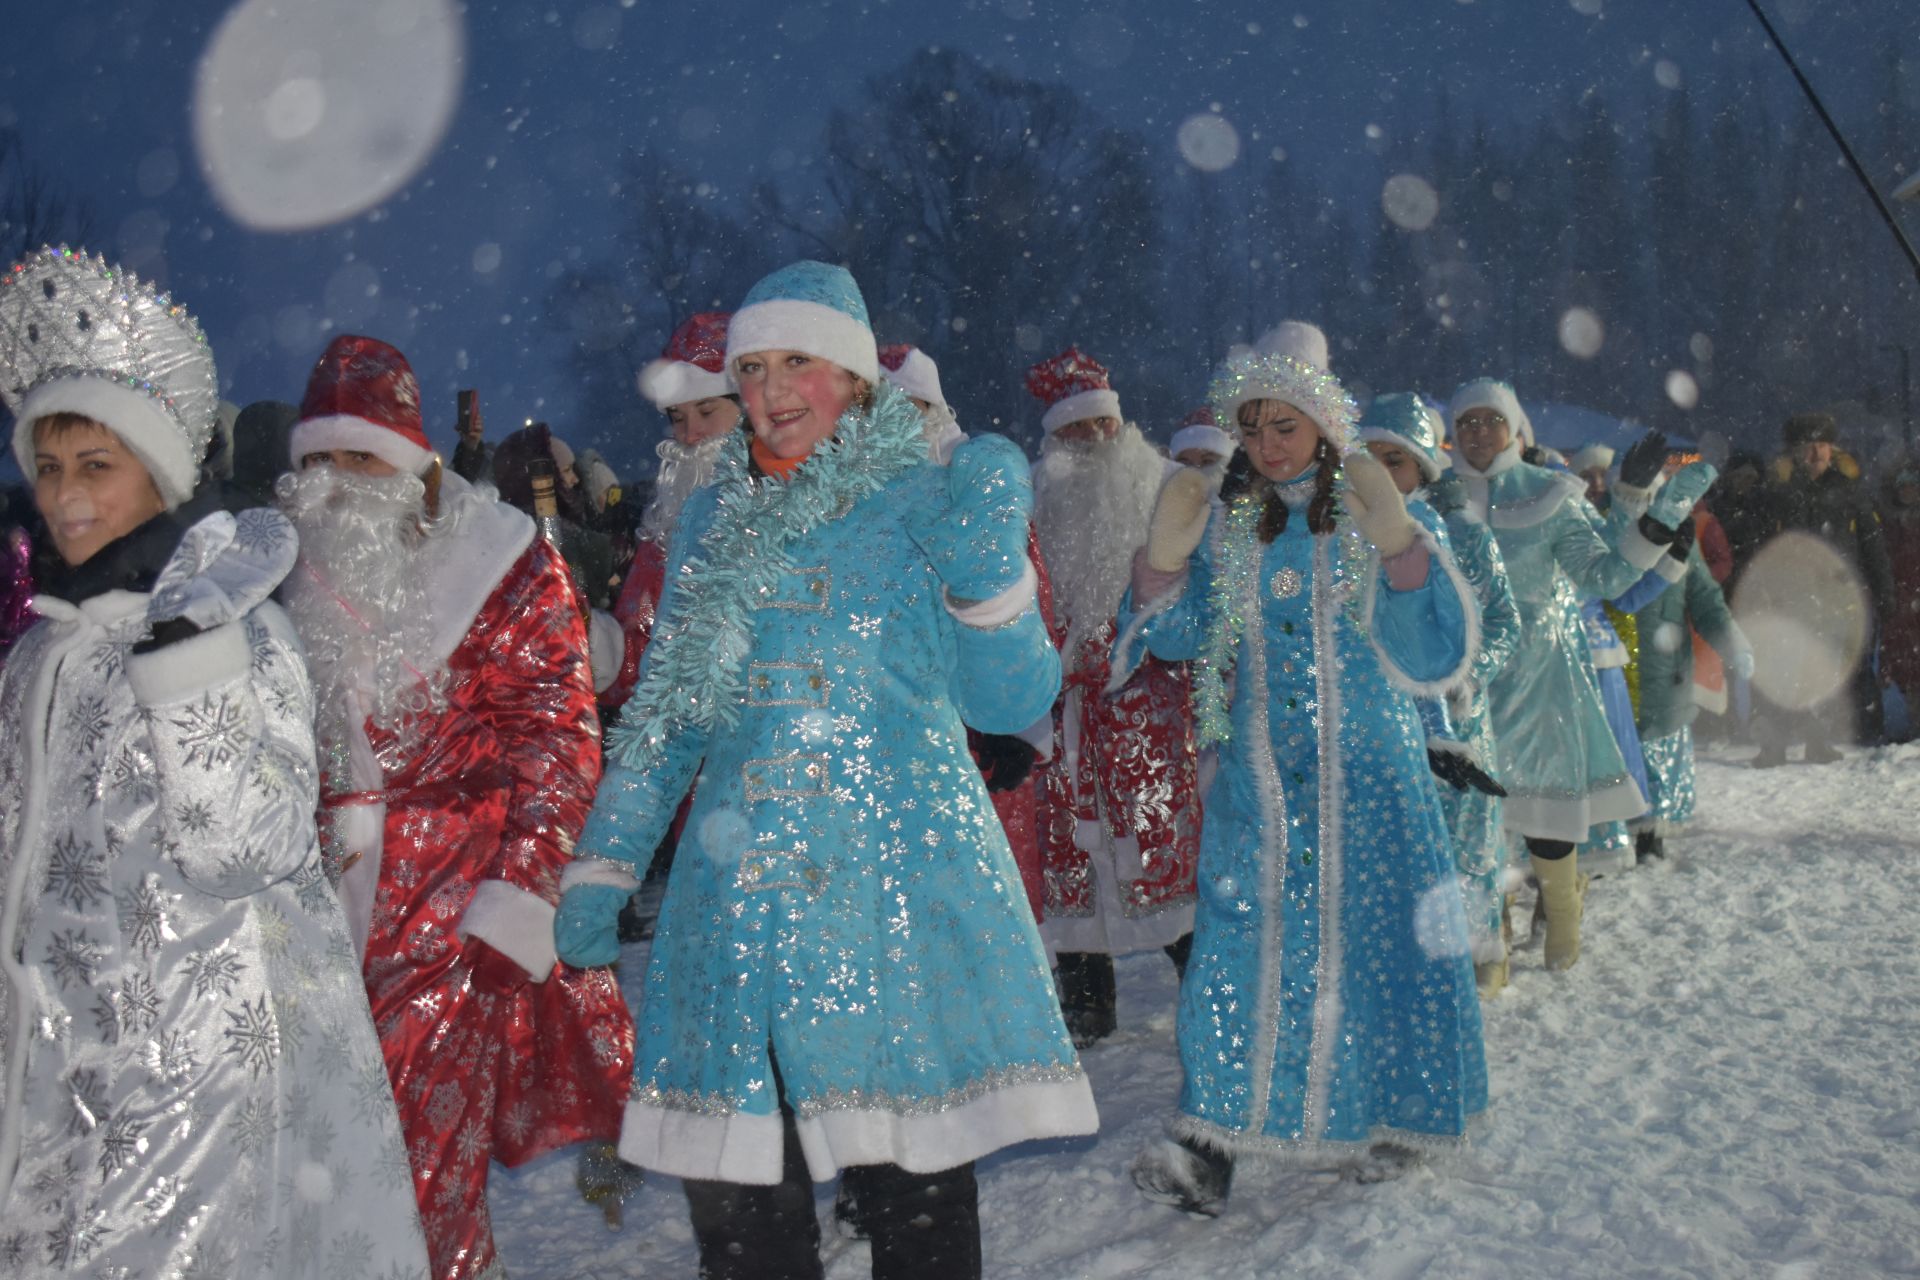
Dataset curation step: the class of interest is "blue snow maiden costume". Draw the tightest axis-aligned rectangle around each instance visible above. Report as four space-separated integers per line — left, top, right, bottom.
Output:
1116 354 1488 1157
552 262 1096 1188
1359 394 1523 972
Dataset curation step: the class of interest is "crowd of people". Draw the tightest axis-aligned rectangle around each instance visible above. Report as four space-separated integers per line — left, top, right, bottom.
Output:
0 242 1913 1280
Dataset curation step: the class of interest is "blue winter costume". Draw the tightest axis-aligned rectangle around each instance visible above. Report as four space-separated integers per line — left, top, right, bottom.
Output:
1360 397 1522 968
553 266 1096 1189
1117 362 1487 1156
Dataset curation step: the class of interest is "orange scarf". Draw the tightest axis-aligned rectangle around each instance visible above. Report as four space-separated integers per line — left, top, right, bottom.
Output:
750 437 809 479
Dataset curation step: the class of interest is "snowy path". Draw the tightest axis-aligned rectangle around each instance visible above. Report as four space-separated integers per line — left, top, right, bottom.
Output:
492 746 1920 1278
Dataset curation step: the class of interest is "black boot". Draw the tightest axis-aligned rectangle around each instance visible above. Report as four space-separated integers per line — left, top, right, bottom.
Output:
841 1161 982 1280
1164 932 1195 985
683 1098 823 1280
1634 829 1665 863
1056 952 1118 1048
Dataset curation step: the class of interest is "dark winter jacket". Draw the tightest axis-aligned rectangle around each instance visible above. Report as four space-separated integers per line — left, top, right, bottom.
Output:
1632 542 1748 741
451 436 494 484
491 423 616 610
1767 455 1896 620
1708 451 1777 589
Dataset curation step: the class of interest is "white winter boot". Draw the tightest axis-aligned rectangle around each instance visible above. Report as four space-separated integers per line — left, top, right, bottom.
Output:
1530 852 1588 971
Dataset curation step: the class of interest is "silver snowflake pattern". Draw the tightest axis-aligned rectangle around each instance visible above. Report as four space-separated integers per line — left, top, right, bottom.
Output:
290 860 333 917
63 693 112 756
230 1095 281 1156
119 971 161 1035
29 1151 81 1210
141 1172 192 1232
273 992 306 1058
326 1229 375 1277
215 846 273 896
232 506 291 558
143 1029 199 1084
45 831 109 911
44 1211 103 1268
119 877 174 957
221 994 280 1078
178 1239 238 1280
45 929 102 989
169 694 253 771
255 903 292 957
185 944 245 999
96 1114 147 1179
172 798 218 837
424 1080 465 1133
89 988 122 1042
107 749 159 806
0 1231 29 1267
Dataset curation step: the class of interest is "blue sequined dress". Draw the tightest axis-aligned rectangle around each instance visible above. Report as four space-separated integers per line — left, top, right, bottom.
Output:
1116 478 1489 1154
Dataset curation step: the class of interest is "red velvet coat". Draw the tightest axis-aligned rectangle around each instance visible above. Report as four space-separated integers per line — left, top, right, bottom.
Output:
602 532 666 712
326 535 633 1280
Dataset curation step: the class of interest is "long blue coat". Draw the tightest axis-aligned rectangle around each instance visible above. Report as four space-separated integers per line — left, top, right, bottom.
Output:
573 388 1096 1186
1119 481 1488 1154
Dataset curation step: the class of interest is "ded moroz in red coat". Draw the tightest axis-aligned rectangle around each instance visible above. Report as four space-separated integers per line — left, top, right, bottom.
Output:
322 492 633 1280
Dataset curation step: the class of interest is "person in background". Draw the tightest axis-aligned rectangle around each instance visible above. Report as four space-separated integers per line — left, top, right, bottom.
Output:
279 333 633 1280
228 399 299 507
1169 405 1237 478
450 389 494 483
1879 461 1920 742
1571 442 1615 512
1028 344 1202 1048
0 246 430 1277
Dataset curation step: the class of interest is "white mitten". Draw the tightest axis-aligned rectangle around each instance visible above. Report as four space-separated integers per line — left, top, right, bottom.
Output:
1341 451 1418 557
1146 467 1214 572
146 508 299 633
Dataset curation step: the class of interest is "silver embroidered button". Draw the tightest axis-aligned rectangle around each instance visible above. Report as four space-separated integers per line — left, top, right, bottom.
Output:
1270 567 1303 599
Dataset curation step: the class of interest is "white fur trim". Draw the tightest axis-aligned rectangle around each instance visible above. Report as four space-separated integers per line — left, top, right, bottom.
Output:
16 376 198 507
884 347 946 409
1170 423 1237 460
559 857 643 893
1362 522 1478 700
1653 551 1689 584
1357 426 1442 480
588 607 625 693
457 879 557 981
124 620 251 705
618 1073 1099 1185
638 358 734 412
945 559 1038 628
289 413 434 475
1015 712 1055 762
1041 388 1123 435
421 474 537 663
726 298 879 383
1501 775 1648 843
1617 518 1668 572
1448 380 1532 448
1569 444 1616 474
1253 320 1330 370
1105 581 1184 696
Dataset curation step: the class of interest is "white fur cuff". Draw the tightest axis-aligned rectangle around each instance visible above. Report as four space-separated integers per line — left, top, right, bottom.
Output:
1040 388 1123 435
126 620 251 706
1617 519 1668 571
560 857 643 893
946 560 1038 629
1654 551 1689 584
457 879 558 981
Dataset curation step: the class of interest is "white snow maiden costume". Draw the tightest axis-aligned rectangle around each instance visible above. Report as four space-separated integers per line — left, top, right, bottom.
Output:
1118 350 1488 1158
558 262 1095 1186
0 248 427 1278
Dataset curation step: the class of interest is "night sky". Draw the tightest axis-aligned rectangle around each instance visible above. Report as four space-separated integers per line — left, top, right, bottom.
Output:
3 0 1915 476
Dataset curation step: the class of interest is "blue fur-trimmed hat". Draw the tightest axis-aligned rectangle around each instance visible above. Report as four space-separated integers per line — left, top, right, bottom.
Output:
726 260 879 384
1358 392 1445 481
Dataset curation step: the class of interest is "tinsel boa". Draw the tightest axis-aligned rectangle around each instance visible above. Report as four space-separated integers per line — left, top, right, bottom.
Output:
605 381 931 771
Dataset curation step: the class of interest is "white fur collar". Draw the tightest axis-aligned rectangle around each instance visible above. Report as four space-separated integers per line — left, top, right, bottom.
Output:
420 472 536 662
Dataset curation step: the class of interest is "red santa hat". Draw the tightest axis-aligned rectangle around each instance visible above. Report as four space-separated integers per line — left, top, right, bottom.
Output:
638 311 734 412
289 334 435 474
878 342 948 411
1169 404 1236 460
1027 345 1122 435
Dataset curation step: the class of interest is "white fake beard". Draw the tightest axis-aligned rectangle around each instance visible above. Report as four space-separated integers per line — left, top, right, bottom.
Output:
1033 422 1165 661
276 467 450 778
641 435 728 539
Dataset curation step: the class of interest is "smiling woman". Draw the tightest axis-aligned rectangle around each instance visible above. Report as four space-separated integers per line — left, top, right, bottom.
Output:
29 413 167 566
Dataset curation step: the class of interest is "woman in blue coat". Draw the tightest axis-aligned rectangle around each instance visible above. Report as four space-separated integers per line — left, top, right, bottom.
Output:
1121 336 1487 1215
553 262 1095 1279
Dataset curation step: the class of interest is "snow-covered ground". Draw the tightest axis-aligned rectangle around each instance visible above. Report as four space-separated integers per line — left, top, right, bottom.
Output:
493 744 1920 1278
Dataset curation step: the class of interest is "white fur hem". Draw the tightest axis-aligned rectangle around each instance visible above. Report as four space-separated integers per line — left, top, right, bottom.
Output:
1501 775 1649 844
125 620 250 705
456 879 557 981
1041 388 1123 435
946 560 1038 628
17 377 198 506
727 299 879 383
1106 584 1184 696
618 1074 1099 1185
289 414 435 475
1170 1110 1483 1164
559 857 643 893
1015 712 1055 762
1364 524 1477 699
638 357 734 411
588 607 625 693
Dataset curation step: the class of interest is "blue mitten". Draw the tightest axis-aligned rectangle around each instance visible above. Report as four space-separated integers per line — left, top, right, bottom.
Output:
554 883 632 968
906 433 1034 605
1648 461 1718 530
1728 648 1755 681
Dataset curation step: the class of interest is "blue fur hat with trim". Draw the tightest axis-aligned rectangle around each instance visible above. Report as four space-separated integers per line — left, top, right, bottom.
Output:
726 260 879 384
1358 392 1445 481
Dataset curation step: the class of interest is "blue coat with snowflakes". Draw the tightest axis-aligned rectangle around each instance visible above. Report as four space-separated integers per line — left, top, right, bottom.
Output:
1117 481 1488 1153
571 387 1096 1186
